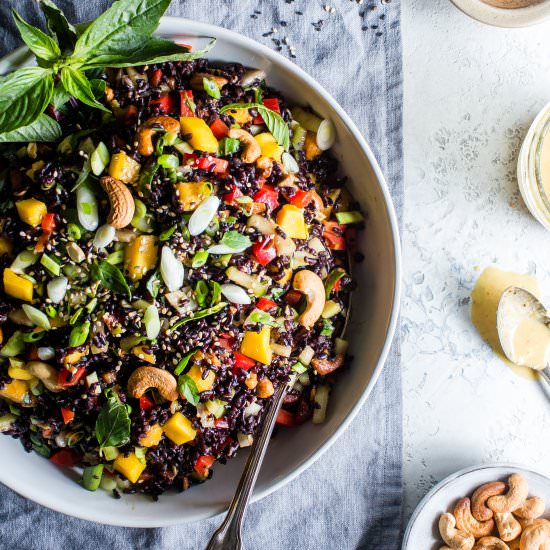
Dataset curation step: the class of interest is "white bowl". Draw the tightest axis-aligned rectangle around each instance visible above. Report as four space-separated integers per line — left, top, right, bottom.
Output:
403 463 550 549
450 0 550 27
0 17 401 526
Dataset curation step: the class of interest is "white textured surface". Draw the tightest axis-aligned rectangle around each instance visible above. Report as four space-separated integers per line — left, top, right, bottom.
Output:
402 0 550 519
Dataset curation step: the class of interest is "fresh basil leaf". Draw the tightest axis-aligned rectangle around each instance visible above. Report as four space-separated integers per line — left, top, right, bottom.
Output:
0 67 54 133
0 114 61 143
71 0 172 66
220 231 252 251
146 270 162 298
91 260 132 298
203 77 221 99
194 280 209 308
51 84 72 109
168 302 228 332
174 349 197 376
95 390 131 451
178 374 200 406
38 0 77 53
218 137 240 156
60 66 110 113
89 78 107 99
248 309 280 328
12 9 60 63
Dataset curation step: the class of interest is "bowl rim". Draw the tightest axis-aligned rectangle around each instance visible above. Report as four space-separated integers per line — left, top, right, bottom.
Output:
0 16 402 526
401 462 550 549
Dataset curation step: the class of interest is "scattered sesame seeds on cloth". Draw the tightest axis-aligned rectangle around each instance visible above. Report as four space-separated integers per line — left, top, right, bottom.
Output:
0 1 403 548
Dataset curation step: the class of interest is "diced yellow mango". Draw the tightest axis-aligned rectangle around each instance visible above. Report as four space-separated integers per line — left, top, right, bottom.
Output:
276 205 308 240
186 363 216 393
124 235 158 281
225 108 252 125
0 237 13 256
63 346 89 366
108 152 141 184
132 345 155 365
113 452 146 483
175 182 211 211
240 326 272 365
3 268 33 302
274 268 293 285
25 161 45 181
15 198 47 227
162 412 197 445
8 365 33 381
304 131 322 160
0 379 30 404
254 133 283 162
139 424 163 447
180 117 218 153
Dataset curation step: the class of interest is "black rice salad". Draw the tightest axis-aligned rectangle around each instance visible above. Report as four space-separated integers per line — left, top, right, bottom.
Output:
0 59 364 498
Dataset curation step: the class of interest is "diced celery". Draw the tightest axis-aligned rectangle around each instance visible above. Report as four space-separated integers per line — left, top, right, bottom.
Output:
90 142 110 176
40 253 61 276
335 211 364 225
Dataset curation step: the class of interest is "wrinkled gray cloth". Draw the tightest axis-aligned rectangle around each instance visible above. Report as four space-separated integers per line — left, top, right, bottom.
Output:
0 1 403 548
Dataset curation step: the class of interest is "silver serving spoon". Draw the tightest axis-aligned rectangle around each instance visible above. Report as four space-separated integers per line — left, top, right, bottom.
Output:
497 286 550 387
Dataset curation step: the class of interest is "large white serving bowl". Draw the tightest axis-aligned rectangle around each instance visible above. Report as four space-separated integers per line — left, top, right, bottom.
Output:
0 17 401 526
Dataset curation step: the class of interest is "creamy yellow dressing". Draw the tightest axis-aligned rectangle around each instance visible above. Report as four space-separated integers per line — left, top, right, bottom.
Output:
511 317 550 370
471 266 539 379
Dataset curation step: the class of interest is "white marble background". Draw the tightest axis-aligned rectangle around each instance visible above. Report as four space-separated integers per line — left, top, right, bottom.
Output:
402 0 550 519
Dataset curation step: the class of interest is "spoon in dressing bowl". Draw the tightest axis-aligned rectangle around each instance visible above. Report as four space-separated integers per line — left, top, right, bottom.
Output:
497 286 550 387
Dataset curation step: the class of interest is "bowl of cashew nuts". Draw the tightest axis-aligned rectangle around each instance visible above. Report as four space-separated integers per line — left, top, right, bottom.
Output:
402 464 550 550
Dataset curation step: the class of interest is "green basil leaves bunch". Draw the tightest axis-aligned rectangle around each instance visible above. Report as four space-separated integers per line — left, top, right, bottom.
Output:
0 0 215 143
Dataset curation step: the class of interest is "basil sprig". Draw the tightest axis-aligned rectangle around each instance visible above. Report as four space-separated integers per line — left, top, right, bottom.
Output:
95 389 131 451
0 0 215 142
91 260 132 298
178 375 200 406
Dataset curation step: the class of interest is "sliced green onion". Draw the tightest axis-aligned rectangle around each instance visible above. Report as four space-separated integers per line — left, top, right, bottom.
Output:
159 225 177 241
291 361 308 374
131 198 154 232
76 184 98 231
205 216 220 238
22 331 44 343
47 276 68 303
144 304 161 339
10 250 39 274
106 250 124 265
69 321 90 347
45 305 57 318
157 154 179 170
22 304 51 330
291 125 307 151
291 107 322 132
164 131 179 146
102 446 119 461
191 250 209 268
316 119 335 151
194 280 209 307
67 223 82 240
160 246 185 292
40 253 61 276
174 141 194 155
85 298 98 313
90 142 110 176
335 211 364 224
0 331 25 357
203 77 221 99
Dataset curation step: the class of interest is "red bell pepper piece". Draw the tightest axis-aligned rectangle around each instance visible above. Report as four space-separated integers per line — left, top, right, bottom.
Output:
233 352 256 371
180 90 195 117
150 68 163 87
217 335 235 350
194 455 216 477
223 184 243 204
322 221 346 251
253 98 281 124
289 190 313 208
140 395 155 411
283 290 302 306
58 367 86 388
276 409 299 427
49 449 81 467
150 93 176 114
333 279 342 293
253 185 279 211
256 297 277 312
252 236 277 266
194 156 229 175
60 407 75 424
210 118 229 139
35 213 58 252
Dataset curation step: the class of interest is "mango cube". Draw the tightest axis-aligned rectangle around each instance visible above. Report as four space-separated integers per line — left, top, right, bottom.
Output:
186 363 216 393
124 235 158 281
254 133 283 162
0 236 13 256
108 152 141 184
3 268 33 302
15 198 47 227
132 345 156 364
276 205 308 240
63 346 88 366
180 117 218 153
139 424 163 448
113 452 146 483
304 131 322 160
8 364 33 381
175 182 211 211
0 380 31 404
225 108 252 125
240 326 272 365
162 412 197 445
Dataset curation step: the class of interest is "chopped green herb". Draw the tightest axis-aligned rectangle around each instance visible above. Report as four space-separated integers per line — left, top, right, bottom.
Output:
145 270 162 298
178 374 200 405
95 389 131 452
191 250 209 268
218 137 240 156
91 261 131 298
203 77 221 99
174 349 197 376
168 302 228 332
320 319 335 336
194 280 209 307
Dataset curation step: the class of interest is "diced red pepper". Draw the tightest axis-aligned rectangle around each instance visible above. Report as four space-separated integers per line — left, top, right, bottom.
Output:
276 409 299 427
322 221 346 251
60 407 75 424
253 185 279 211
214 418 229 429
150 93 176 114
180 90 194 117
58 367 86 388
253 98 281 124
194 455 216 477
333 279 342 293
49 449 81 467
194 156 229 175
210 118 229 140
289 190 313 208
41 213 57 234
150 68 163 87
283 290 302 306
252 236 277 266
217 336 235 350
223 184 243 204
233 351 256 371
256 297 277 312
140 395 155 411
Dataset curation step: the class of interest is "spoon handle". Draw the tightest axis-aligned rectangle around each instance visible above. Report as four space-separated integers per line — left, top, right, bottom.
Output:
206 383 287 550
541 366 550 387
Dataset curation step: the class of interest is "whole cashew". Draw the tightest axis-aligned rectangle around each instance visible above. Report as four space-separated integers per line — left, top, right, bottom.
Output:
292 269 326 330
488 475 529 514
514 498 546 520
311 354 345 376
472 537 510 550
228 128 261 164
439 513 475 550
495 512 523 542
26 361 64 392
127 366 178 402
517 519 550 531
454 497 495 538
472 482 507 521
137 116 180 156
520 522 550 550
100 176 135 229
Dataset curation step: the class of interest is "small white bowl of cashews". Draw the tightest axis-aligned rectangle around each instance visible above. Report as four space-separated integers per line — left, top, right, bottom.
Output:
402 463 550 550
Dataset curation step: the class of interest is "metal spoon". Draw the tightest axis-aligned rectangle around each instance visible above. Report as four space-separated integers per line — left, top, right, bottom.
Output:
497 286 550 387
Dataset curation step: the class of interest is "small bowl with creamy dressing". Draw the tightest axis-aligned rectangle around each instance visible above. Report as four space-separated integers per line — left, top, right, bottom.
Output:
450 0 550 27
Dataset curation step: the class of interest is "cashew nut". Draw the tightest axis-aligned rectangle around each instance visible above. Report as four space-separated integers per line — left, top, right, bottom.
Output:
127 366 178 402
26 361 64 392
228 128 261 164
136 116 180 156
517 519 550 531
311 354 345 376
514 498 546 520
454 497 495 538
439 513 475 550
472 482 507 521
189 72 228 91
495 512 523 542
520 522 550 550
488 475 529 514
472 537 510 550
292 269 325 330
100 176 135 229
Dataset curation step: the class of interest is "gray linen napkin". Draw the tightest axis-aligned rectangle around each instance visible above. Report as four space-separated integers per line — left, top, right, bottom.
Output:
0 1 403 548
